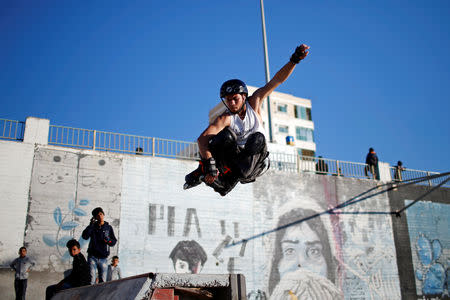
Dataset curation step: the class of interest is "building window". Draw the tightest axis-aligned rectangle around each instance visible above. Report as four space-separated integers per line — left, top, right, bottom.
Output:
277 104 288 113
297 149 315 157
296 127 314 142
278 125 289 133
294 105 312 121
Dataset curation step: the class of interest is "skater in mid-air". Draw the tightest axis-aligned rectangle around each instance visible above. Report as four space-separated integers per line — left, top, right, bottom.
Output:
184 43 310 196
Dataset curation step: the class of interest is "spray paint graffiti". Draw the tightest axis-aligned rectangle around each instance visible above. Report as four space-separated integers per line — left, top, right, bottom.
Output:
148 204 202 237
212 219 248 273
415 235 446 298
169 240 207 274
342 247 401 299
42 199 90 260
405 200 449 299
248 290 267 300
148 203 247 272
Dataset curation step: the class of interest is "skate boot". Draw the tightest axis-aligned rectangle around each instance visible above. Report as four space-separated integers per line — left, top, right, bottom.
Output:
183 162 205 190
208 170 238 196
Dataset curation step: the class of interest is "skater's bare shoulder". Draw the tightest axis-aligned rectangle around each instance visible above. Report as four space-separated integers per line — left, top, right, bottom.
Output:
201 113 231 137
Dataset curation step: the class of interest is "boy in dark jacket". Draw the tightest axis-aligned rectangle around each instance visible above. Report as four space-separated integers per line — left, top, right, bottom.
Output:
82 207 117 284
45 239 90 300
365 147 379 180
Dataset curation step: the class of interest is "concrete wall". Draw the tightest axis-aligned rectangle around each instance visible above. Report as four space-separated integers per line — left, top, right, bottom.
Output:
0 140 448 300
24 146 122 272
389 184 450 299
0 140 34 265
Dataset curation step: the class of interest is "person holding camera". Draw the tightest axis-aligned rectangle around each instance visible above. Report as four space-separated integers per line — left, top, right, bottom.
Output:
82 207 117 285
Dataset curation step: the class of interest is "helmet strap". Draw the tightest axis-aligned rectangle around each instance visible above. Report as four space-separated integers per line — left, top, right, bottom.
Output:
236 100 246 115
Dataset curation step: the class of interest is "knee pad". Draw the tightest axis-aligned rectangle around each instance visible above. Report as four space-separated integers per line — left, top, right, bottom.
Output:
244 132 266 156
209 127 237 155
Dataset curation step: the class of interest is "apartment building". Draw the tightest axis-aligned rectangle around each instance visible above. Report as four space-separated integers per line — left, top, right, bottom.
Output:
208 86 316 157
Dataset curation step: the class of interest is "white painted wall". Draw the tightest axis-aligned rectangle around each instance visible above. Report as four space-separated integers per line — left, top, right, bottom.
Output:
23 117 49 145
0 140 34 265
119 156 257 286
0 138 417 299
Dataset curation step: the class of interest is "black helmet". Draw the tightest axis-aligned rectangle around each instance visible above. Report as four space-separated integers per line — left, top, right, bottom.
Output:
220 79 248 99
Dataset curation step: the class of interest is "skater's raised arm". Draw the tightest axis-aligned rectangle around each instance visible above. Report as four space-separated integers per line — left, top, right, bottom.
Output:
249 44 309 114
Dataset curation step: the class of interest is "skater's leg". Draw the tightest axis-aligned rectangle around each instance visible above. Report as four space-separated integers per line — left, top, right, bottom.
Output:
184 127 240 193
184 161 205 190
206 172 239 196
237 132 268 179
208 127 239 171
243 132 266 156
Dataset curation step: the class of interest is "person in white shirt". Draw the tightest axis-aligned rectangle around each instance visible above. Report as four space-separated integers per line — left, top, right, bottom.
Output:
10 247 35 300
106 256 122 281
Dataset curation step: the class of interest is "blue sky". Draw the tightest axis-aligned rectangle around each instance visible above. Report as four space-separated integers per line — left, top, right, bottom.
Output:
1 1 449 172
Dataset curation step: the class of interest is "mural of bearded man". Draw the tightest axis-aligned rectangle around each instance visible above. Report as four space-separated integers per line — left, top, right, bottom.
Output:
268 206 342 300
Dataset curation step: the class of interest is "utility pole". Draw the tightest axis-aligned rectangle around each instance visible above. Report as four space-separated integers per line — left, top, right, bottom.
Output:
260 0 273 143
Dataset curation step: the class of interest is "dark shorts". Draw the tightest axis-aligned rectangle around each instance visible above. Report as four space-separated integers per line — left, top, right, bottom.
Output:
209 127 268 182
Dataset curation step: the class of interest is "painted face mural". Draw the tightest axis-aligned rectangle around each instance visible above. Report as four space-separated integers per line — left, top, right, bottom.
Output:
268 207 342 300
174 259 191 273
169 240 207 274
278 222 328 279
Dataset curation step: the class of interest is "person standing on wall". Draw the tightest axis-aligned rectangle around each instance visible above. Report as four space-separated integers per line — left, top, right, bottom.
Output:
82 207 117 284
10 246 35 300
394 160 405 182
365 147 379 180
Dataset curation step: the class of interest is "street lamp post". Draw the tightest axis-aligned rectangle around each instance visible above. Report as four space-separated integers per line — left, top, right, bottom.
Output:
260 0 273 143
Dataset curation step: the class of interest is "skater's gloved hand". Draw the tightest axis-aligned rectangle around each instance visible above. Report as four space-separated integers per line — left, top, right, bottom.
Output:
290 44 310 64
202 157 218 184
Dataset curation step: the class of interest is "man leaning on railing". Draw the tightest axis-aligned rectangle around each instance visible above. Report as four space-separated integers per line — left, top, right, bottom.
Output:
394 161 405 182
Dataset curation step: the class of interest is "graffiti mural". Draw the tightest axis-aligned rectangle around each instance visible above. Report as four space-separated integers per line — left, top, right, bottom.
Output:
169 240 207 273
255 173 401 299
266 204 342 300
24 148 122 272
405 200 450 299
119 156 256 285
42 199 90 261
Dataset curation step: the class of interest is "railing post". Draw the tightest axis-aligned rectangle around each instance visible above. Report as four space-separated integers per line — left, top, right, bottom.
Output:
427 171 432 186
93 130 96 150
152 137 155 156
336 160 340 176
297 154 301 173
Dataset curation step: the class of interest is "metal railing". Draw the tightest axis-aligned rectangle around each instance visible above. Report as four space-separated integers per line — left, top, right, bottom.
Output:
49 125 94 149
0 118 25 141
48 125 200 159
297 155 366 178
271 154 376 180
389 167 447 187
1 119 444 187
